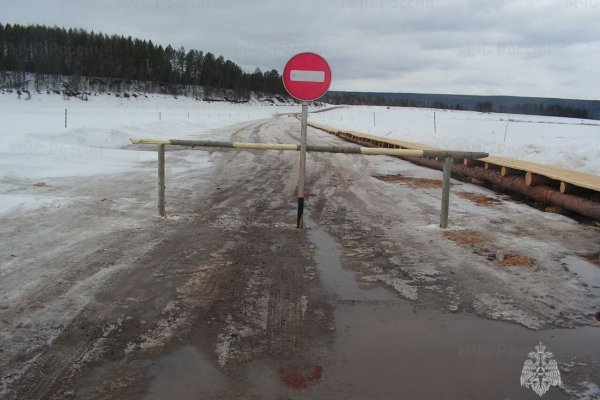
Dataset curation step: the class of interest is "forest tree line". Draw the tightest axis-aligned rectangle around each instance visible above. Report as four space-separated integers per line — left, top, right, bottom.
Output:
324 93 591 119
472 101 589 118
0 22 286 97
1 22 594 118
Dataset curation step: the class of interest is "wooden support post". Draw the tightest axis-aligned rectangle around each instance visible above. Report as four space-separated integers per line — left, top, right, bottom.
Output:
560 181 578 194
158 144 166 217
440 157 452 229
297 102 308 228
525 172 554 187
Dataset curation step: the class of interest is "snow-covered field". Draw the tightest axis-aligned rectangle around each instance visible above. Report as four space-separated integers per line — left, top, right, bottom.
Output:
308 106 600 175
1 93 599 216
0 93 297 214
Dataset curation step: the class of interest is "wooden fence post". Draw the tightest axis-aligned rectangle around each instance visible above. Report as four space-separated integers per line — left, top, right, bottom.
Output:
440 157 452 228
158 144 166 217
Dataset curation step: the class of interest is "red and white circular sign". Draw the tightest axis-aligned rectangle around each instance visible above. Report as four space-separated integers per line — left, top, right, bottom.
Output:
282 52 332 101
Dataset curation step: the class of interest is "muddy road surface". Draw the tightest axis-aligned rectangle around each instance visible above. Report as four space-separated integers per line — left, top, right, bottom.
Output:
1 118 599 399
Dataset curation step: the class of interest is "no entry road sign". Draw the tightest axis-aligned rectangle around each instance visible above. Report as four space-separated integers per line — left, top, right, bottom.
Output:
283 52 332 101
282 52 332 228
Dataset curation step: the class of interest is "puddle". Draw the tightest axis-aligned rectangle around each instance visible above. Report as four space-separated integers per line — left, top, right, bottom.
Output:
302 215 600 399
562 255 600 296
305 215 396 302
76 221 600 400
143 345 227 400
323 303 599 400
75 345 229 399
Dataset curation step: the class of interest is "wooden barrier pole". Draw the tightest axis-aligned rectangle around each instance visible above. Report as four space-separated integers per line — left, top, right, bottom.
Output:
440 157 452 228
297 102 308 228
130 139 489 160
158 144 166 217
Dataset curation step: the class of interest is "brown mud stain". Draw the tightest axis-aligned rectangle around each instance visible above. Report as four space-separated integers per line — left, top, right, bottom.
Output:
457 192 502 206
373 174 443 189
445 231 537 269
497 253 536 268
444 231 487 245
583 253 600 266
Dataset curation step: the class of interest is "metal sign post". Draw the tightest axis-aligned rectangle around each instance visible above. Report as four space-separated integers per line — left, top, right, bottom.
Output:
282 52 332 228
297 102 309 228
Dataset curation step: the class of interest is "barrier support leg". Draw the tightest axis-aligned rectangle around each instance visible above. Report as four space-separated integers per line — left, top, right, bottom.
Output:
440 157 452 228
158 144 166 217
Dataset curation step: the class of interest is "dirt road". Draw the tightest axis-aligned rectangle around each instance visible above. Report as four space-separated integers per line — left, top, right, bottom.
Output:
1 118 599 399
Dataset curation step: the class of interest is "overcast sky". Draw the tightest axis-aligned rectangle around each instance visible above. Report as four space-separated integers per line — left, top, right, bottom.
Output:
2 0 599 99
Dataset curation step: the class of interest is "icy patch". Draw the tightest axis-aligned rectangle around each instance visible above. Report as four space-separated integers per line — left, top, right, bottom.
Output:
101 319 123 337
300 295 309 318
564 381 600 400
215 267 271 367
0 194 71 215
473 293 542 329
137 314 190 353
561 255 600 296
362 274 418 301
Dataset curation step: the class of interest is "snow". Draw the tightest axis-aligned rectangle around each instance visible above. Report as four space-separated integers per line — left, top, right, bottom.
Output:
1 92 599 216
0 194 71 214
0 92 298 214
308 106 600 175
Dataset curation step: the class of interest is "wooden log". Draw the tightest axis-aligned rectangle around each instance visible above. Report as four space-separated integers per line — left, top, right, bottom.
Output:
485 162 501 170
525 172 555 187
399 156 600 221
464 159 476 167
501 167 521 177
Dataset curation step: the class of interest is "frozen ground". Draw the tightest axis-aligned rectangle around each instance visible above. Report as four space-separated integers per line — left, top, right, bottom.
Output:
0 93 599 399
308 105 600 175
